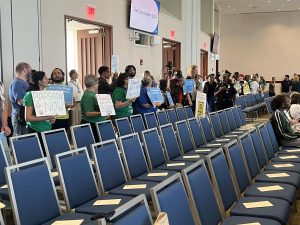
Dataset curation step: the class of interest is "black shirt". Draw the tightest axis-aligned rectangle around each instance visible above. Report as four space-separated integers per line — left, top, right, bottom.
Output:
203 81 217 97
98 77 117 94
281 80 291 93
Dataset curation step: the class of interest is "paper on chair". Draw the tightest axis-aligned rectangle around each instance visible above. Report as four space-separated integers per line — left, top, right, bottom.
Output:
236 223 261 225
243 201 273 209
266 173 289 178
123 184 147 190
51 220 83 225
0 185 7 189
0 202 5 209
225 135 238 138
93 199 121 206
147 172 168 177
167 163 185 167
257 185 284 192
285 149 300 153
51 172 59 178
207 143 221 146
279 155 298 159
183 155 200 159
272 164 294 168
195 149 211 152
216 139 230 141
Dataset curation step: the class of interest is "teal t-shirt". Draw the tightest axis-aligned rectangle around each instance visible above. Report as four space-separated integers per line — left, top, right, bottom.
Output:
80 90 105 123
112 87 133 118
23 91 52 132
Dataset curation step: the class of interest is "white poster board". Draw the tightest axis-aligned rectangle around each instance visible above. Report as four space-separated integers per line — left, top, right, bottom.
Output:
126 78 141 99
111 55 119 73
32 91 66 117
195 91 207 117
96 94 116 116
244 82 251 95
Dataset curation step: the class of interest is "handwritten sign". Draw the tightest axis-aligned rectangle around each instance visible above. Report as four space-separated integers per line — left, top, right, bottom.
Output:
111 55 119 73
183 79 195 94
126 78 141 99
32 91 66 117
195 92 207 117
166 91 174 107
47 85 73 105
96 94 116 116
148 88 163 104
244 82 251 95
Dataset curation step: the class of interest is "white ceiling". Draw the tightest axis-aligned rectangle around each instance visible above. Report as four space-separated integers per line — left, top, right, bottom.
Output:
215 0 300 14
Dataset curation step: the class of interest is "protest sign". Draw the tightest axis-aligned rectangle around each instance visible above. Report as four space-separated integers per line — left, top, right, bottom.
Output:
244 82 251 95
166 91 174 107
183 79 195 94
111 55 119 73
96 94 116 116
147 88 163 104
126 79 141 99
47 85 73 104
32 91 66 117
195 91 207 117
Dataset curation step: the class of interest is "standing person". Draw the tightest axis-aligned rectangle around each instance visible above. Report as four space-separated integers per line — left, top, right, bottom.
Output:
251 74 260 94
214 73 237 110
81 74 105 142
170 71 192 108
281 75 292 95
23 71 56 134
98 66 117 94
68 69 83 102
159 79 173 110
125 65 136 78
269 77 276 97
112 73 136 119
259 76 266 92
187 65 202 111
291 74 300 93
203 74 217 112
9 62 31 136
50 68 72 131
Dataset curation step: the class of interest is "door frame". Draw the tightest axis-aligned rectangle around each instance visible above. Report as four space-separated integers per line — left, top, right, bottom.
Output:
64 15 113 82
162 38 181 74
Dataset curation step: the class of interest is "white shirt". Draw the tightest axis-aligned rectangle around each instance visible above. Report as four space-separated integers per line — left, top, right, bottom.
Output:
68 80 83 102
290 104 300 120
251 81 259 94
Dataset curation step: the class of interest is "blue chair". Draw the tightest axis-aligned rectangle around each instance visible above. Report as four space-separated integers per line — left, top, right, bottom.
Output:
130 114 146 136
91 140 157 200
10 133 43 164
42 128 71 169
232 107 242 128
224 108 244 134
176 107 187 121
198 116 223 148
206 149 291 224
5 158 96 225
115 118 133 136
181 160 281 225
71 124 95 156
166 109 178 125
236 106 247 126
265 97 274 114
156 110 169 126
208 112 236 141
55 147 133 215
217 110 231 135
143 112 158 129
184 106 194 119
150 174 196 225
0 142 9 201
96 120 116 142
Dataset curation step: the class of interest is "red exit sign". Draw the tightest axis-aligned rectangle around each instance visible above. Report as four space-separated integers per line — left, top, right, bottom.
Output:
86 4 96 20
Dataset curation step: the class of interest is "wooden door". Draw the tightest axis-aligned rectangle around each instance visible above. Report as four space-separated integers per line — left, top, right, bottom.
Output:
200 49 208 80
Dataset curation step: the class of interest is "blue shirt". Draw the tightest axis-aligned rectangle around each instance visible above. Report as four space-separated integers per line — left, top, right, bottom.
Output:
133 87 157 114
9 78 29 116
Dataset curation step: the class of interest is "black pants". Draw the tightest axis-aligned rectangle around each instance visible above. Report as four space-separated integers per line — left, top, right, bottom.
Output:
52 118 70 132
27 126 46 156
80 120 100 143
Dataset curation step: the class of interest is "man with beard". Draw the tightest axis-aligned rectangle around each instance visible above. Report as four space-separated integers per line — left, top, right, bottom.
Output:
9 62 31 135
125 65 136 78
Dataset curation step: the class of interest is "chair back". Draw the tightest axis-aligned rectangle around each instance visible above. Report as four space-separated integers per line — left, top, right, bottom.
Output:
209 112 223 138
176 107 187 121
159 124 182 160
224 108 237 131
144 112 158 129
166 109 178 125
0 142 8 185
184 106 194 119
217 110 231 134
199 116 215 142
71 124 95 156
115 117 133 136
257 124 275 160
156 110 169 126
175 121 195 153
97 120 116 142
187 118 206 148
249 129 268 168
130 114 146 134
265 121 280 152
232 107 242 128
236 106 247 125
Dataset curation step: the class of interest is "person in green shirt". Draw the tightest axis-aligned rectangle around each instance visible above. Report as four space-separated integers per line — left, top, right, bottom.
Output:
112 73 136 119
81 74 105 142
24 71 56 133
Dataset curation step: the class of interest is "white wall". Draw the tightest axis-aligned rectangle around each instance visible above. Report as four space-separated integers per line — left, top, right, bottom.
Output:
220 11 300 82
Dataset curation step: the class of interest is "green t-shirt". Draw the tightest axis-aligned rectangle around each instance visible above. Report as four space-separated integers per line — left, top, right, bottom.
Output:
23 91 52 132
81 90 105 123
112 87 133 118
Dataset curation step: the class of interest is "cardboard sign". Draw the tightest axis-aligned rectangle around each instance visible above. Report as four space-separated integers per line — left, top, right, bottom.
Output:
32 91 66 117
243 201 273 209
96 94 116 116
243 83 251 95
126 79 141 99
166 91 174 107
47 85 73 105
183 79 195 94
93 199 121 206
195 92 207 117
147 88 163 104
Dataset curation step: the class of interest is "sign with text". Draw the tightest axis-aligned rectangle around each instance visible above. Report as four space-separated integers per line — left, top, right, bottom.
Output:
183 79 195 94
111 55 119 73
32 91 66 117
244 82 251 95
195 91 207 117
96 94 116 116
166 91 174 107
126 78 141 99
148 88 163 104
47 85 73 105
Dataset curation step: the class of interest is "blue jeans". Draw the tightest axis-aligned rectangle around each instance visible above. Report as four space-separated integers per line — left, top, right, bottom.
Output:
12 114 27 136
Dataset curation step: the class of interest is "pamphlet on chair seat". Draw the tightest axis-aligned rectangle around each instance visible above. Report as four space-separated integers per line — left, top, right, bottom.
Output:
93 199 121 206
257 185 284 192
123 184 147 189
51 220 83 225
243 201 273 209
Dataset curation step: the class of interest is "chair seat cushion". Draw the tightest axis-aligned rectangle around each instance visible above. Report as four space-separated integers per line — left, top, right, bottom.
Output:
42 212 95 225
221 216 281 225
156 161 195 172
136 170 178 182
231 197 290 224
109 180 157 200
255 170 300 188
244 182 296 204
265 162 300 174
75 195 134 215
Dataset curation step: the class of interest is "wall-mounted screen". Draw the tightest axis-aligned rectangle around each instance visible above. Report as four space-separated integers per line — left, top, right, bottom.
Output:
211 33 219 54
129 0 160 34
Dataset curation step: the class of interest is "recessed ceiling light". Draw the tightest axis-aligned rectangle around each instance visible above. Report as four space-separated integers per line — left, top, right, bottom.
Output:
277 8 281 10
227 5 231 8
267 0 271 2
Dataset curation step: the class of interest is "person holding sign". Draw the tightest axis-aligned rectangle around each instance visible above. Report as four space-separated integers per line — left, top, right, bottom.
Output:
23 71 56 134
158 79 174 109
112 73 136 119
133 75 160 114
80 74 105 142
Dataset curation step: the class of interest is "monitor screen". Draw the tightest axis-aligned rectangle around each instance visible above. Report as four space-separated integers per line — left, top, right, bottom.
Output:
129 0 160 34
211 33 219 54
